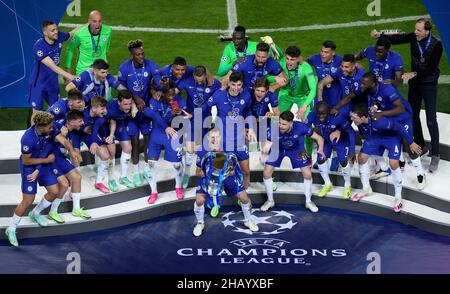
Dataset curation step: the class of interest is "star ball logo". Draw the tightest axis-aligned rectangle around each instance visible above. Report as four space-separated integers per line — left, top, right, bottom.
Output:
221 209 297 235
177 209 347 266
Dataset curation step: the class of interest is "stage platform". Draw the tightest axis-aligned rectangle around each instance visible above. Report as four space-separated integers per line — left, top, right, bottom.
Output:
0 110 449 240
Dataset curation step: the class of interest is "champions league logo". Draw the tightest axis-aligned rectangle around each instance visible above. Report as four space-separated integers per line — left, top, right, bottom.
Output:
221 209 297 235
177 226 347 266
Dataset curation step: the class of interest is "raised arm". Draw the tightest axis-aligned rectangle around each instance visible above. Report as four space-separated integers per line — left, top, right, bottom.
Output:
41 56 75 81
317 75 333 102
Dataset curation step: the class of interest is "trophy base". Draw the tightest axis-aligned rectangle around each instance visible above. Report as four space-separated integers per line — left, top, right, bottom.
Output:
210 205 220 218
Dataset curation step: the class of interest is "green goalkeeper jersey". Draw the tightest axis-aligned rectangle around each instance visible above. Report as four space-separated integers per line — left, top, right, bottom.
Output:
269 57 317 105
217 40 258 77
65 24 113 75
217 40 284 77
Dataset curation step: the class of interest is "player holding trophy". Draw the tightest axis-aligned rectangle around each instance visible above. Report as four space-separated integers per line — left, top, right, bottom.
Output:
192 128 259 237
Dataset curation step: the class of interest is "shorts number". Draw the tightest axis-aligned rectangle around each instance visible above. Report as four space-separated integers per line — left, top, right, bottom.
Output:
394 145 399 154
176 147 183 158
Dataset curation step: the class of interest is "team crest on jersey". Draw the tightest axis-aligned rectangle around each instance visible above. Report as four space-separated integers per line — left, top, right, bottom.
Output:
377 96 383 101
53 107 60 114
293 134 298 139
144 71 149 77
102 36 107 42
385 64 389 69
240 99 245 105
27 186 33 192
22 145 29 152
264 97 269 102
37 50 43 57
75 77 81 82
205 87 210 94
53 169 58 175
354 82 359 87
221 56 227 62
208 97 214 103
331 67 337 73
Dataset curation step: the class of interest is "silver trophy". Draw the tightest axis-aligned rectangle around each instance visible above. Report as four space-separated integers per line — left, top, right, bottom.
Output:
200 151 238 217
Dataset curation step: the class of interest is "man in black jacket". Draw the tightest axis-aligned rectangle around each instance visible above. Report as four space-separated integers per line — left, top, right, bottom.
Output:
371 18 443 172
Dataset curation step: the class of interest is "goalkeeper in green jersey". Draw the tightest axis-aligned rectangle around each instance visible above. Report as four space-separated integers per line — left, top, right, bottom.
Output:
218 26 257 77
268 46 317 155
217 26 283 77
65 10 112 76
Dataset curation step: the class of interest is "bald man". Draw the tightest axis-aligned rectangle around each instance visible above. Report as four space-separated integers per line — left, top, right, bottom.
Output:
65 10 113 75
